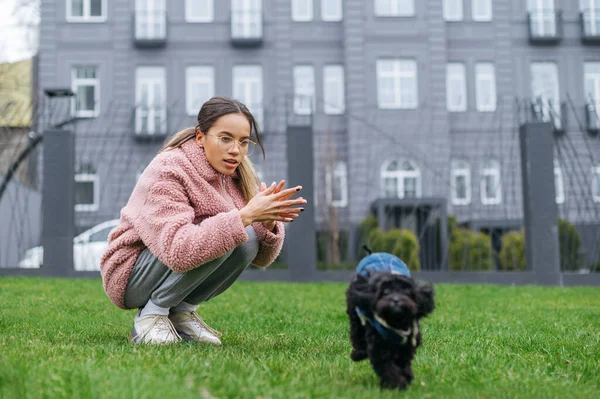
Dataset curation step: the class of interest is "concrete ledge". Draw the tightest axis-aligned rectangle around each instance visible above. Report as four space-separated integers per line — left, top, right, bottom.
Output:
2 268 599 287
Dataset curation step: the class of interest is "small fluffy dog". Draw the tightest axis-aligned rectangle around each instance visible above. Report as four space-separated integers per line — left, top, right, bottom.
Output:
345 248 435 390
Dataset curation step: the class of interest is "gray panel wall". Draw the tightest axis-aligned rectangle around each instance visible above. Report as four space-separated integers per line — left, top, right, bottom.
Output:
38 0 600 233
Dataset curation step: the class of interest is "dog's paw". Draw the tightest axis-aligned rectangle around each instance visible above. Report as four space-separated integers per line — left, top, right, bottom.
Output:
350 349 368 362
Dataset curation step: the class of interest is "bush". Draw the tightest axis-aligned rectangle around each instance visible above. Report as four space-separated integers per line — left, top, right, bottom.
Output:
390 229 421 271
498 230 526 271
558 219 582 271
367 228 386 252
359 215 378 241
449 228 493 271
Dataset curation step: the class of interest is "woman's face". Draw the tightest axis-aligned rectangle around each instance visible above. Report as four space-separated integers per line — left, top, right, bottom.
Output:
196 113 251 176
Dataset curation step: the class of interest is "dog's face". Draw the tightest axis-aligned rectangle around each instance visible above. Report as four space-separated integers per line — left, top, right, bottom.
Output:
368 273 435 330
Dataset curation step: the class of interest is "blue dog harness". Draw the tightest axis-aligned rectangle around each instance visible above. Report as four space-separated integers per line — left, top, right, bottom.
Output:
355 252 418 346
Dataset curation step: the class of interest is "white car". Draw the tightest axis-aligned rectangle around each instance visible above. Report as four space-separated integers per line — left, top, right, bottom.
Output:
18 219 120 271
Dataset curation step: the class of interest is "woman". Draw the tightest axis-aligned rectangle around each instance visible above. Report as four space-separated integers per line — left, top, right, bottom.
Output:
100 96 307 345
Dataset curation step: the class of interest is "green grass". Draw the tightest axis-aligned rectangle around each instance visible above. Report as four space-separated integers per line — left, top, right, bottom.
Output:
0 278 599 399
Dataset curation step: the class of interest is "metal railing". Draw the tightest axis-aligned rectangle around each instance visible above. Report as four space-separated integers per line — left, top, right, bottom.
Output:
527 10 563 42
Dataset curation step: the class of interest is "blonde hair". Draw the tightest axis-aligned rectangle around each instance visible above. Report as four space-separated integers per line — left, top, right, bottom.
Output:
160 97 265 203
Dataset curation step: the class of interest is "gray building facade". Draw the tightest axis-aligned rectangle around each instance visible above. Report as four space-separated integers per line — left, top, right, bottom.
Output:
38 0 600 254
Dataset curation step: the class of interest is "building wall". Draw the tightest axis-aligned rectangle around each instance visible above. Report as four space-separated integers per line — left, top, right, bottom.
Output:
38 0 600 233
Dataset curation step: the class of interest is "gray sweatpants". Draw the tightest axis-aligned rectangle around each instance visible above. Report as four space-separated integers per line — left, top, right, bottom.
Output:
124 226 259 309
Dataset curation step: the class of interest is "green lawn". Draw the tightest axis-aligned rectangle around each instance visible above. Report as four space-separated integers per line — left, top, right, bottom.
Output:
0 277 598 399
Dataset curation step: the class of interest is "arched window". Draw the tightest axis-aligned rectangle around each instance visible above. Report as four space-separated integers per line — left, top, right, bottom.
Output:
554 159 565 204
381 159 422 199
451 159 471 205
480 159 502 205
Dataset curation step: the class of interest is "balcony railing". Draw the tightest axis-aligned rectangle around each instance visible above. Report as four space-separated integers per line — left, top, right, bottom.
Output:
133 106 168 141
580 9 600 43
133 10 167 48
529 98 567 133
586 103 600 133
230 9 263 47
527 10 563 44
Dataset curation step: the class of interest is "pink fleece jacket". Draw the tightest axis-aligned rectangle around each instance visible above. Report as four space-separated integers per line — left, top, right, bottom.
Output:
100 139 285 309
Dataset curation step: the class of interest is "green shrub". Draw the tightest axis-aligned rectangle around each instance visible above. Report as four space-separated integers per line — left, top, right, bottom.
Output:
498 230 526 271
558 219 582 271
359 215 378 243
449 228 493 271
367 228 386 252
390 229 421 271
382 228 403 252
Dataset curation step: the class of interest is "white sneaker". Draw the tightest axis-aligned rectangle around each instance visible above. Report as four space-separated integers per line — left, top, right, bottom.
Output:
169 310 222 345
130 311 182 345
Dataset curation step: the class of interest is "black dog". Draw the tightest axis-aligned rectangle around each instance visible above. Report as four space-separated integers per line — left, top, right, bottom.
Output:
345 252 435 390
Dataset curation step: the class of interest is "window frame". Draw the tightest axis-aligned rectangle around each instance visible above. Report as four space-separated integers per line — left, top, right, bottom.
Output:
475 62 497 112
321 0 342 21
472 0 492 21
323 65 345 115
135 66 167 135
66 0 107 22
592 164 600 203
376 59 418 109
326 161 348 208
480 160 502 205
232 64 264 126
554 159 565 205
71 66 100 118
75 172 99 212
292 0 314 22
374 0 415 17
451 159 472 205
446 62 467 112
186 66 215 116
381 159 422 199
443 0 463 21
185 0 214 22
293 65 316 115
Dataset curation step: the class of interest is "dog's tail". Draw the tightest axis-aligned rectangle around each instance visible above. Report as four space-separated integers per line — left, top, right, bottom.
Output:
362 245 373 255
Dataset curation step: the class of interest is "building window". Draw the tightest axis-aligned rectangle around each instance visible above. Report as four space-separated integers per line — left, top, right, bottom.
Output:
381 160 422 199
451 159 471 205
292 0 313 21
186 0 213 22
293 65 315 115
528 0 556 37
75 163 99 212
480 159 502 205
323 65 345 115
71 66 99 118
475 63 496 112
135 0 166 40
530 62 560 126
322 0 342 21
186 66 214 116
233 65 263 126
374 0 415 17
67 0 106 22
377 59 418 109
326 161 348 207
554 159 565 204
231 0 262 39
472 0 492 21
135 67 167 135
584 62 600 111
443 0 463 21
581 0 600 35
592 164 600 203
446 63 467 112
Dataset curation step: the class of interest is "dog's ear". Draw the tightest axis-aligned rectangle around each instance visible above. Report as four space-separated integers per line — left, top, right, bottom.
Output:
415 281 435 318
349 273 377 309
